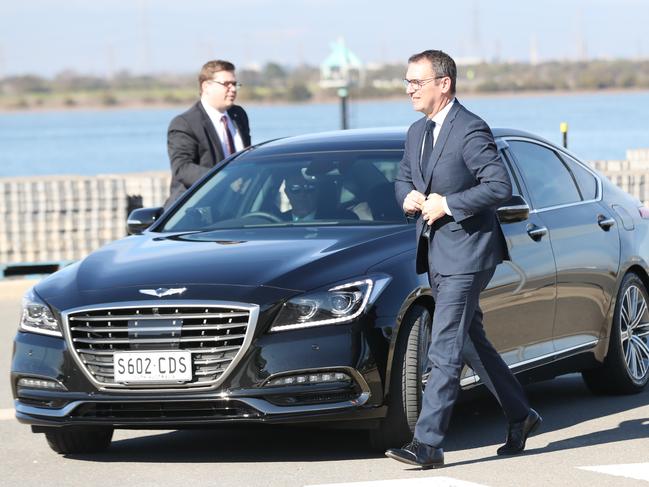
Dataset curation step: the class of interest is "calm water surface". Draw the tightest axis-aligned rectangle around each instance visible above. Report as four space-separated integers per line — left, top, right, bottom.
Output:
1 91 648 177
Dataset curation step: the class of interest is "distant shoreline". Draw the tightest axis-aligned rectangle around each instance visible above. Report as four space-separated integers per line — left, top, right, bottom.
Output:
1 87 648 115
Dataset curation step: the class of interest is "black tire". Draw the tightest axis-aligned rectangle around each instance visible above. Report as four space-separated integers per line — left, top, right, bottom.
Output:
44 426 114 454
369 304 432 450
582 273 649 395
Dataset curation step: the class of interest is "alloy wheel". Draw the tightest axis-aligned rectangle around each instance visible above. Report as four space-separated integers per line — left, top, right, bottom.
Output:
619 284 649 381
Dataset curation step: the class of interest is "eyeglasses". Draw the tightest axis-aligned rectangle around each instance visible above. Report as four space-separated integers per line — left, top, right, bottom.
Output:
286 183 317 195
207 80 242 89
402 76 446 90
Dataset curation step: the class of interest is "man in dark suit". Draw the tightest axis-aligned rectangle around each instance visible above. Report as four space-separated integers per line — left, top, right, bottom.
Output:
165 59 251 206
386 50 541 468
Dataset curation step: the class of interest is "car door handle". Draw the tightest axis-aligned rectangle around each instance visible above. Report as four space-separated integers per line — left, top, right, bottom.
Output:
526 224 548 241
598 215 616 231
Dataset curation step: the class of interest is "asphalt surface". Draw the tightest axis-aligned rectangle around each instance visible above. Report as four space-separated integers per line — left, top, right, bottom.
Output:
2 279 648 487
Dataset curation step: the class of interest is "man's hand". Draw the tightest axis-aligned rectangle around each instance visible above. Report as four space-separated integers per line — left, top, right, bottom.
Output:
403 190 426 215
422 193 447 224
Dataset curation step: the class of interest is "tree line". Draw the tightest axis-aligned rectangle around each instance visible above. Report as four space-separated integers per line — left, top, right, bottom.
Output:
1 59 648 110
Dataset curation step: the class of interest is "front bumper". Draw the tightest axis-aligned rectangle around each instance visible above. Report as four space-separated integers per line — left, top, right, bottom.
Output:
11 311 389 428
14 376 381 429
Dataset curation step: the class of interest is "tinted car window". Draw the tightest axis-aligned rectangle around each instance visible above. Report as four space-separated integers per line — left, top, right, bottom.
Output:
560 155 598 200
162 150 407 231
508 140 581 209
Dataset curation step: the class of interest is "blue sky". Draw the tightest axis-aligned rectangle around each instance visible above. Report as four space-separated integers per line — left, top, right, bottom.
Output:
1 0 647 77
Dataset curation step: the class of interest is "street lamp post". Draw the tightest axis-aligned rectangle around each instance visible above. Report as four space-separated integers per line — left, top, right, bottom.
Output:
338 87 349 130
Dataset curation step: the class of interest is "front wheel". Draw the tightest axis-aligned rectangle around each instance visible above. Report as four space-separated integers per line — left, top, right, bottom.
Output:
369 304 431 450
582 273 649 394
43 426 114 454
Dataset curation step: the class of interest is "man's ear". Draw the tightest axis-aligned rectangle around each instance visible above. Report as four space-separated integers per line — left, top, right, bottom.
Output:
441 77 452 94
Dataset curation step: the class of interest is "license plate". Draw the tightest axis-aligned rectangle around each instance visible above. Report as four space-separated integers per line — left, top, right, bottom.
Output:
113 351 192 383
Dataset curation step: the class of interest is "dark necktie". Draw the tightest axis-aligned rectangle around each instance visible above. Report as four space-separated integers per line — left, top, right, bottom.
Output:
420 119 435 175
420 119 435 239
220 115 235 156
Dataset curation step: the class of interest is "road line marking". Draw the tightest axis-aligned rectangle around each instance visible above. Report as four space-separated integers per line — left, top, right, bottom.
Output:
0 408 15 420
579 463 649 482
305 477 489 487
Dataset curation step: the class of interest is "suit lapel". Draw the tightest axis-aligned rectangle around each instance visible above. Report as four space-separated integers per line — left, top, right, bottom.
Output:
197 102 225 162
424 101 461 187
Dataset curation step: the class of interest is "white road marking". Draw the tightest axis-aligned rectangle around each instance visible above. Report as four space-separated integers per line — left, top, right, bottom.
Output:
0 408 15 420
306 477 489 487
579 463 649 482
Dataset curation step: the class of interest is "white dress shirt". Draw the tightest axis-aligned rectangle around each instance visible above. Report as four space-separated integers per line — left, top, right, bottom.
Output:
201 99 244 157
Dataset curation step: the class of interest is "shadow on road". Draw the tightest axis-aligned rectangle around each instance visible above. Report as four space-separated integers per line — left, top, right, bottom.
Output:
68 374 649 464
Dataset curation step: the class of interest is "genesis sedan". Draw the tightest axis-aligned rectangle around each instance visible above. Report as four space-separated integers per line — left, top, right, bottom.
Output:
11 128 649 454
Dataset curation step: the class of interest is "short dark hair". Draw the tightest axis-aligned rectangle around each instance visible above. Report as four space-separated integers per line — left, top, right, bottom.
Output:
408 50 457 94
199 59 236 93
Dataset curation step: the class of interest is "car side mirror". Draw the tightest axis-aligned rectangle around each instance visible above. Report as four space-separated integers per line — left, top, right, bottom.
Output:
127 207 163 235
497 195 530 223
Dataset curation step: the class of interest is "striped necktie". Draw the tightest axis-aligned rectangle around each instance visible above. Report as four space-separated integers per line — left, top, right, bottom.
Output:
220 115 235 156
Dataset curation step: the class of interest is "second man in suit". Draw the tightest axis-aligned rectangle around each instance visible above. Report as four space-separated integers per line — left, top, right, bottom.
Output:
387 50 541 468
165 59 251 206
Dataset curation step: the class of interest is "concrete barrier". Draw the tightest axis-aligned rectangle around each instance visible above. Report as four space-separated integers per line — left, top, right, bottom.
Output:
0 171 169 275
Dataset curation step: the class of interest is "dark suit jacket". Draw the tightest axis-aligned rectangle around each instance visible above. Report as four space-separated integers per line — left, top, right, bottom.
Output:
395 100 512 275
165 101 251 206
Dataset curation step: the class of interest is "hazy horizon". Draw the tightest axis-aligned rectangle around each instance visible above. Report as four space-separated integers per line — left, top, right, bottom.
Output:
1 0 648 78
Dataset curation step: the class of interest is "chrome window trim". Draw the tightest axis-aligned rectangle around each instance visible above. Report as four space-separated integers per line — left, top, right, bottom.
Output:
460 339 599 387
502 136 603 214
61 300 259 394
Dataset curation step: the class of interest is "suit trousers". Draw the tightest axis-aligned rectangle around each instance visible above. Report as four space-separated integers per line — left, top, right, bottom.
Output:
414 266 530 447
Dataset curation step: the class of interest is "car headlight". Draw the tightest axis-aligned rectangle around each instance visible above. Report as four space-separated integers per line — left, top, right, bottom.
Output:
269 275 391 332
19 288 62 337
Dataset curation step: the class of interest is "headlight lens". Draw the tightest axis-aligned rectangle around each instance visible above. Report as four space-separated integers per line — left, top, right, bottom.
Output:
270 276 390 332
20 288 62 337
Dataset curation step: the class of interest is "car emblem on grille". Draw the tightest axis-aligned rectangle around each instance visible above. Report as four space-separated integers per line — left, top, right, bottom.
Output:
139 287 187 298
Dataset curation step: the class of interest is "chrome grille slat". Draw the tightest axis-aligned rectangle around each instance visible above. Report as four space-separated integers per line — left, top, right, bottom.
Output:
73 334 246 344
193 357 233 365
70 312 248 321
82 358 114 367
195 370 225 377
66 304 253 390
76 345 242 355
70 323 247 333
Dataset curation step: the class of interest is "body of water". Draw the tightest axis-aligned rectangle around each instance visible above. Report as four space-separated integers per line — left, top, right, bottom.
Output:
1 90 648 177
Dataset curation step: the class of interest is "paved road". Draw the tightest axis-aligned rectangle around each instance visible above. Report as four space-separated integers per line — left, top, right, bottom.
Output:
2 279 648 487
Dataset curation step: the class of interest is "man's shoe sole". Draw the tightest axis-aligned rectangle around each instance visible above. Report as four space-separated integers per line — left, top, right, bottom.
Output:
385 451 444 469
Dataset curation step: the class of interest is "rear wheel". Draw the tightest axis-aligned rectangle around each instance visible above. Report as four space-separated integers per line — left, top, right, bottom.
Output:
43 426 114 454
369 304 431 450
582 273 649 394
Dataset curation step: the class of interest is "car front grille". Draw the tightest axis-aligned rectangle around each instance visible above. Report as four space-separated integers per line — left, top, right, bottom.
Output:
65 302 256 390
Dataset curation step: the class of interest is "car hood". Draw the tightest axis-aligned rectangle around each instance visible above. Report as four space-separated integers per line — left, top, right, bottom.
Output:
35 225 412 309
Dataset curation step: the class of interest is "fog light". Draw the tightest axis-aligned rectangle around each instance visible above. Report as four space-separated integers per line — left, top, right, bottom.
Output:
17 377 66 390
265 371 352 387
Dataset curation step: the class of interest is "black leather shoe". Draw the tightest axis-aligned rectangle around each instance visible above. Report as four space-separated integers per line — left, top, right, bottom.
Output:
497 408 542 455
385 439 444 468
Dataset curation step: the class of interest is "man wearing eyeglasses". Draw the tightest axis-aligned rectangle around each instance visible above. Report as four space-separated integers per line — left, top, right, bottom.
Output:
165 59 251 206
387 50 541 468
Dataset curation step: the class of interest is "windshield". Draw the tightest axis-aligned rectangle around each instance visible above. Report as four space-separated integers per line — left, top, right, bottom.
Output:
162 150 408 231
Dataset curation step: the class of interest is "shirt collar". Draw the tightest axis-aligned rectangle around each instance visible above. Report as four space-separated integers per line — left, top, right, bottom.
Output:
201 98 228 121
430 97 455 126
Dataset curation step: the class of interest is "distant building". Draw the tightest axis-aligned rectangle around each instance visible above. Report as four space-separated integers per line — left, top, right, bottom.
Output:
320 38 364 88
